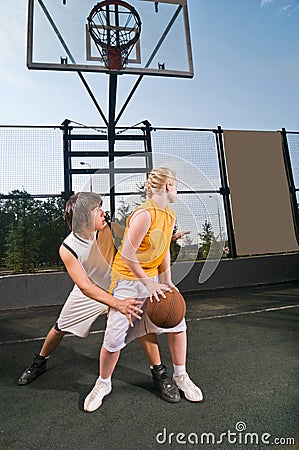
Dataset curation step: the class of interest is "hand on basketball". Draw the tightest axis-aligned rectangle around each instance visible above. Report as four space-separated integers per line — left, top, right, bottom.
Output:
158 276 179 292
163 281 179 292
145 279 172 303
116 298 143 327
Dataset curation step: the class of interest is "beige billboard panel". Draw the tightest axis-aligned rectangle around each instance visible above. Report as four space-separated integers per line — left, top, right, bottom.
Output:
223 130 299 255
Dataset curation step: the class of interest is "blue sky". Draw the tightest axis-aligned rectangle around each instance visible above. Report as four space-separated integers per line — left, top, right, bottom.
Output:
0 0 298 130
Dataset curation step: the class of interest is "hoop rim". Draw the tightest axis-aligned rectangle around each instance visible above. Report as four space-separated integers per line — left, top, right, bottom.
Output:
88 0 142 51
87 0 142 70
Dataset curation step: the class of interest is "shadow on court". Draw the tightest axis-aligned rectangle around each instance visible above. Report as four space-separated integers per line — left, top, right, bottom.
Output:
0 281 298 450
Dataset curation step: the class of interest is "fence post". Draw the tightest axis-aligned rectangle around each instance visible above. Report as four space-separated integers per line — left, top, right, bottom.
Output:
142 120 153 173
215 126 237 258
61 119 74 202
281 128 299 244
108 75 118 219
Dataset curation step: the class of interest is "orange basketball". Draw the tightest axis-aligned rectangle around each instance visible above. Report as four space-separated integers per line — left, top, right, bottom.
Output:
146 289 186 328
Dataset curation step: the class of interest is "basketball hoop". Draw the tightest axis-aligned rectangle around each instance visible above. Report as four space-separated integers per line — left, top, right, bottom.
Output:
87 0 141 71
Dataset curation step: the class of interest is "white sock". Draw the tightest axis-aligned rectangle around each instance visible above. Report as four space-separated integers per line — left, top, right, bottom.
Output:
173 363 186 377
99 376 111 384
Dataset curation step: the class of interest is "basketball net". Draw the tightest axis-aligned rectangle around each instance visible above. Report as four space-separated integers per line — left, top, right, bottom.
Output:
87 0 141 71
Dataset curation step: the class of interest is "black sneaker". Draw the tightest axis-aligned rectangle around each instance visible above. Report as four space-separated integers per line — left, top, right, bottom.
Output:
151 364 180 403
18 354 48 385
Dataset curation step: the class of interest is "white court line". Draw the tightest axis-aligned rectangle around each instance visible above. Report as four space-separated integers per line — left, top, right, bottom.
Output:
186 303 299 322
0 329 106 346
1 303 298 346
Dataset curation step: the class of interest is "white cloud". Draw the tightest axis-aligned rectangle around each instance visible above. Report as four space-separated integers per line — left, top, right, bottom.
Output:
261 0 273 6
279 2 299 15
260 0 299 14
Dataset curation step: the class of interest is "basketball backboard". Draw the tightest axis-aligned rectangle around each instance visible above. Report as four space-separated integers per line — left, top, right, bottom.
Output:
27 0 193 78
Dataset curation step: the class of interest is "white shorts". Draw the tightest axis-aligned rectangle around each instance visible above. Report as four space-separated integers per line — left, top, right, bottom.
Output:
103 279 187 353
56 285 108 338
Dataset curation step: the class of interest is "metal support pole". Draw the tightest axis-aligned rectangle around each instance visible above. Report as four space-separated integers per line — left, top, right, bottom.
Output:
215 126 237 258
108 74 118 219
281 128 299 244
61 119 74 202
142 120 153 174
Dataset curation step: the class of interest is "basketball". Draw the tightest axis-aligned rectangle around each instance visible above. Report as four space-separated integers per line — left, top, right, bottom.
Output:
146 289 186 328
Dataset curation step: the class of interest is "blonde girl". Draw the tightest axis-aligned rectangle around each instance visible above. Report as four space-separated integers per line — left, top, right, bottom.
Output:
84 168 203 412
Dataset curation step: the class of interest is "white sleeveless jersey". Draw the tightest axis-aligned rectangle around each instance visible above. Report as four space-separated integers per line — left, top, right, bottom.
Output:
62 226 115 292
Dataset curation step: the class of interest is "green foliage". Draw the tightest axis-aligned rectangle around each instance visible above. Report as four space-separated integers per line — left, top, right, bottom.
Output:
198 220 216 259
36 197 65 268
0 200 14 268
0 190 65 274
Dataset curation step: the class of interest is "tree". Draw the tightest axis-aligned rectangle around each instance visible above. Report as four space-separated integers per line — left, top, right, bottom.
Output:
4 190 41 273
36 197 65 268
0 191 66 273
198 220 216 259
0 197 15 269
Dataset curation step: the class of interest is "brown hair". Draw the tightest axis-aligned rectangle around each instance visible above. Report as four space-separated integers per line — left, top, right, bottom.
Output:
65 192 103 232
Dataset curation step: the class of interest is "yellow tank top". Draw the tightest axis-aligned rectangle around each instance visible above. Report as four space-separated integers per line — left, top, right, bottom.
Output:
110 199 175 289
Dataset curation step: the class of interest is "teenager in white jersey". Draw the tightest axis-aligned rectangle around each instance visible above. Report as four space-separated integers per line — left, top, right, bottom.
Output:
17 193 142 382
18 192 185 403
84 168 203 412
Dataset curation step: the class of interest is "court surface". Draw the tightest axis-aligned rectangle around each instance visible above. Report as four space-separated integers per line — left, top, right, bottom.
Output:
1 281 298 450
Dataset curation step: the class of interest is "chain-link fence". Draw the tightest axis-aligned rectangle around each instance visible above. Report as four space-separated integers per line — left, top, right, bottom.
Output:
0 124 298 274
